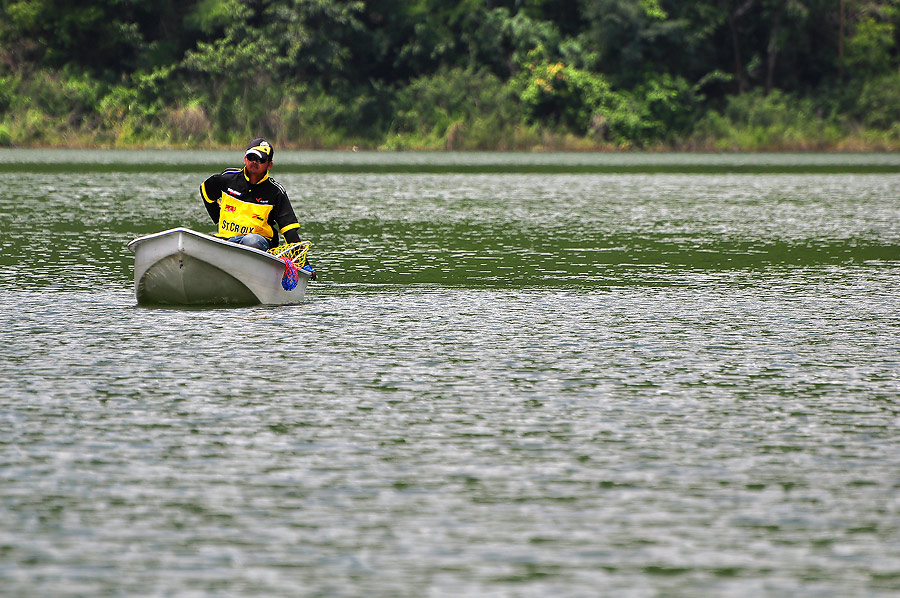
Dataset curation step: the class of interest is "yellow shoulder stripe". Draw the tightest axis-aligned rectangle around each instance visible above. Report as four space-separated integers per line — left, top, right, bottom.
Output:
201 182 215 204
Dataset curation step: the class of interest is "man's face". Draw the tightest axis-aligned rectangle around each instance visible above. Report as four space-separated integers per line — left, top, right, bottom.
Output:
244 153 271 175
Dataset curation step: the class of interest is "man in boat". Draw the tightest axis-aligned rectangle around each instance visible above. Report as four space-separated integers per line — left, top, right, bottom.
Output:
200 137 315 278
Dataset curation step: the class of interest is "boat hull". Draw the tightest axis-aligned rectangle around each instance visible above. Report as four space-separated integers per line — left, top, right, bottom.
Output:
127 228 310 306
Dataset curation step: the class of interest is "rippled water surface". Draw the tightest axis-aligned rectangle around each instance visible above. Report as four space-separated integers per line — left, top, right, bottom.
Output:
1 150 899 597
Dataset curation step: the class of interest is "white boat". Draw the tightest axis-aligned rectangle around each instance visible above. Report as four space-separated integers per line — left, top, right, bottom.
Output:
127 228 313 306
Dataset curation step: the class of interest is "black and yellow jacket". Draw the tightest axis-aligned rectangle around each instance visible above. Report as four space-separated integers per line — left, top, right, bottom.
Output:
200 168 301 245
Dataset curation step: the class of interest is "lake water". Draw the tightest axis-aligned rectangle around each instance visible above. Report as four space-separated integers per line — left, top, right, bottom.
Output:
1 150 899 597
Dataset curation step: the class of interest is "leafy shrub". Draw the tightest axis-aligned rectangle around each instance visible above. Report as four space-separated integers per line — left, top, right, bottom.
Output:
0 76 13 114
389 67 521 149
855 73 900 130
842 16 896 79
512 56 615 135
164 103 211 144
281 89 351 148
633 74 702 141
509 53 693 147
22 70 102 120
690 89 843 150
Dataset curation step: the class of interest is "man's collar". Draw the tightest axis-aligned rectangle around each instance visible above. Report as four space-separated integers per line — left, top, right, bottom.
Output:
243 168 270 185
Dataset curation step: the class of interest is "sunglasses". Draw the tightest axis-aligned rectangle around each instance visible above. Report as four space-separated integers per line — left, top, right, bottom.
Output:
246 154 269 163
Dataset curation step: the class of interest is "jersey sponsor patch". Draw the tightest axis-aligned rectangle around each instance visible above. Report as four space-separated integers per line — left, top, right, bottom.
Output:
218 193 275 240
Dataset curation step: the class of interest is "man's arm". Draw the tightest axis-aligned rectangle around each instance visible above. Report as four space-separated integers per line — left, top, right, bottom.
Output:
199 176 221 225
281 223 301 244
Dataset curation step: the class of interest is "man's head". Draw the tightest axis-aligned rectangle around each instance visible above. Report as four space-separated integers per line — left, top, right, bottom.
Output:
244 138 274 180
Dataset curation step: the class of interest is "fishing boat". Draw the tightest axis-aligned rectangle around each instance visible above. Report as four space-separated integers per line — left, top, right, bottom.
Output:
127 228 314 306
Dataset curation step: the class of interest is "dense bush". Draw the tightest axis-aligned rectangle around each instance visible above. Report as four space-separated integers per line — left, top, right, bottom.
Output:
690 90 844 151
855 73 900 130
390 67 520 149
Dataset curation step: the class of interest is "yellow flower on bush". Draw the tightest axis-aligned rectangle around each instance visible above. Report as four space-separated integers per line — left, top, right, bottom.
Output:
548 62 565 79
513 55 623 137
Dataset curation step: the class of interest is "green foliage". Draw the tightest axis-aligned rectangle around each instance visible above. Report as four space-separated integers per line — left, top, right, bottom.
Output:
30 70 102 119
185 0 240 33
854 73 900 129
577 0 679 86
508 53 683 147
640 0 668 20
2 0 143 75
690 89 844 150
0 75 14 114
271 83 388 148
1 0 900 149
183 0 364 88
512 54 615 134
450 7 565 79
389 67 521 149
635 74 701 138
843 16 896 78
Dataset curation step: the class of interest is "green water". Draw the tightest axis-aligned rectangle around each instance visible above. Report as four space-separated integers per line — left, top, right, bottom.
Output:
1 150 899 597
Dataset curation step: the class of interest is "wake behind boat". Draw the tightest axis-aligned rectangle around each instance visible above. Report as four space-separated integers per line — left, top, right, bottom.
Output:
127 228 313 306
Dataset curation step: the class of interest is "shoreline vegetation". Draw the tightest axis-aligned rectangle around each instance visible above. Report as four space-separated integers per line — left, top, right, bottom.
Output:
6 76 899 153
7 136 900 153
2 1 900 153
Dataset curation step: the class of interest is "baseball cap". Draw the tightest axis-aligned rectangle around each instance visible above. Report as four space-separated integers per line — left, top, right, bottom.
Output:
245 138 274 161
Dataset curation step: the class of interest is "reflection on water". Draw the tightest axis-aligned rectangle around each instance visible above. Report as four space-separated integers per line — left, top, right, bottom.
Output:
1 152 899 597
